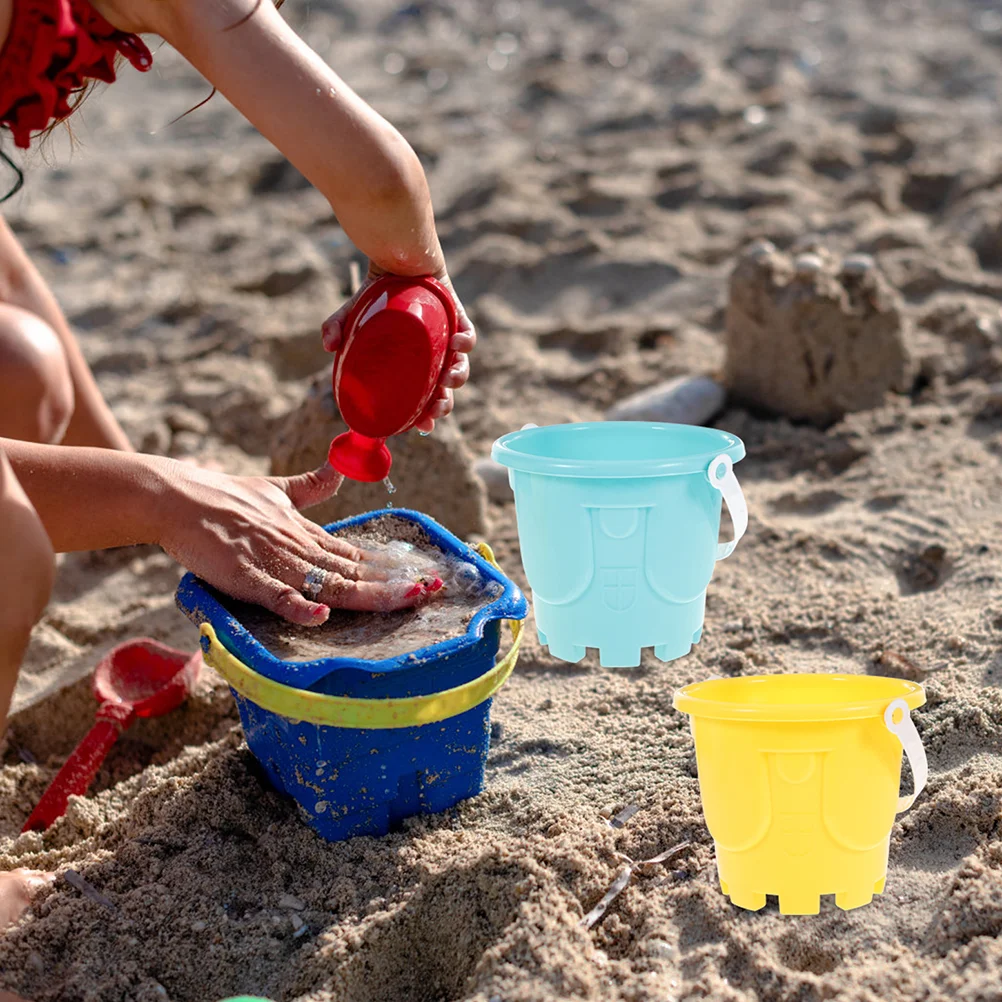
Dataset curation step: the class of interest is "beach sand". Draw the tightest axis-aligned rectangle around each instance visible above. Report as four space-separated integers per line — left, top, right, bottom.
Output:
3 0 1002 999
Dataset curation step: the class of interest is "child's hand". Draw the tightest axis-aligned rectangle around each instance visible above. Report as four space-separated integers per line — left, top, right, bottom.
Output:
321 264 476 434
0 869 53 932
155 461 431 624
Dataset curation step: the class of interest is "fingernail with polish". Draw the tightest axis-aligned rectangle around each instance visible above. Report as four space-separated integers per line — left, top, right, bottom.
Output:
404 584 424 599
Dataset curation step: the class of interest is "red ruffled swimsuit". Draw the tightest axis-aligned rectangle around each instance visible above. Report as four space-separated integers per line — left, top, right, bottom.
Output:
0 0 152 149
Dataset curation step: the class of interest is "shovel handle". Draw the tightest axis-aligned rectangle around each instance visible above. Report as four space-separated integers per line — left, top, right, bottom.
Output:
22 716 127 832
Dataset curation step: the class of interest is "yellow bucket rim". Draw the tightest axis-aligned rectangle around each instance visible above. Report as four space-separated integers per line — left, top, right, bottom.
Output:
672 673 926 723
199 542 524 730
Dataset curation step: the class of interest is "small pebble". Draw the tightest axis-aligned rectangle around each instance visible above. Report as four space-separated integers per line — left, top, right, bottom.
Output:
647 938 677 960
190 920 207 932
290 913 306 932
794 253 824 275
279 893 306 910
841 253 875 275
606 375 726 426
745 239 776 260
599 805 615 819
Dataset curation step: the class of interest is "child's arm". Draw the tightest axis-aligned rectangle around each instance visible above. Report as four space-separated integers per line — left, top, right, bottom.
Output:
1 438 429 622
93 0 475 428
156 0 443 279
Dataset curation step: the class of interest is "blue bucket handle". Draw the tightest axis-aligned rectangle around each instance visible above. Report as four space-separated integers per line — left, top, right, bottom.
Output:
707 454 747 560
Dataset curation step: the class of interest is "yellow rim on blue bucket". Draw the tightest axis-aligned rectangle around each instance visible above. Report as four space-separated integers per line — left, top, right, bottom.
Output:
200 543 523 730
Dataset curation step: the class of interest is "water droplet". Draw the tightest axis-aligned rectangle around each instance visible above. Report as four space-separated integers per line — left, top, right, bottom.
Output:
607 46 629 68
496 32 519 55
743 105 767 126
979 10 1002 33
383 478 397 495
427 68 449 91
383 52 406 75
487 50 508 71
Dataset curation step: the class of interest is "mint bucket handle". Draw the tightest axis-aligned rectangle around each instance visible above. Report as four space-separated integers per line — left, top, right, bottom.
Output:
884 697 928 813
707 454 747 560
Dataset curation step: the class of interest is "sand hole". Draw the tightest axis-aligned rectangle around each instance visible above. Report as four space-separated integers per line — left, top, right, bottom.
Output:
328 855 535 1002
895 543 952 594
776 931 841 974
769 488 848 516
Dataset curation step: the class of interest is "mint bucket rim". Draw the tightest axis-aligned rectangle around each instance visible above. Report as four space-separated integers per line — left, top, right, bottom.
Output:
491 421 745 478
673 673 926 723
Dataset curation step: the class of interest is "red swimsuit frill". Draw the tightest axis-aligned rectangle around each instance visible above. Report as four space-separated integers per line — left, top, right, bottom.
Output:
0 0 152 149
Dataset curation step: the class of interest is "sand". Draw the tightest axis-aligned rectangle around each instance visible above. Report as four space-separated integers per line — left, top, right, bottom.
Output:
3 0 1002 999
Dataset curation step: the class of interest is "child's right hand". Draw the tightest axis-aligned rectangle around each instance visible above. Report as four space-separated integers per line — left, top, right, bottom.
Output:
321 265 476 434
154 460 432 624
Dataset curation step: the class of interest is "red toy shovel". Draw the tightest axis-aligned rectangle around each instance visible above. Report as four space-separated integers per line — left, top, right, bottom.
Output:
22 640 201 833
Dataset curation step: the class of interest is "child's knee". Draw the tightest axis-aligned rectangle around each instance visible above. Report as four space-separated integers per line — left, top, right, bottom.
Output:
0 305 74 444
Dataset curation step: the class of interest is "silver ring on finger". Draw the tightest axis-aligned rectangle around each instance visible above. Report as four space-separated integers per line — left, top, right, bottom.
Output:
302 566 328 601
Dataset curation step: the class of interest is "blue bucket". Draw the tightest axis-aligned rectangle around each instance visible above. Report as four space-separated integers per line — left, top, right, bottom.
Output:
491 422 747 667
175 510 527 842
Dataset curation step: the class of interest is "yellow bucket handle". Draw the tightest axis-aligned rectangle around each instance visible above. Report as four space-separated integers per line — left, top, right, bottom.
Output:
884 698 928 812
199 542 523 730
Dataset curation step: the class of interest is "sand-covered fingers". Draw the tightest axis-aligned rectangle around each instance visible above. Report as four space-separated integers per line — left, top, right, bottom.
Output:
0 869 54 931
237 570 331 626
319 575 429 612
298 518 367 563
273 463 345 512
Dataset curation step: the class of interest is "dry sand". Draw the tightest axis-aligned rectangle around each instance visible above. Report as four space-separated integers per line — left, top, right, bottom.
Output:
3 0 1002 999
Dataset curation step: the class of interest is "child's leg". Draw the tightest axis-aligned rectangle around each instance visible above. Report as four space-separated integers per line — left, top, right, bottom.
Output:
0 449 54 732
0 219 131 451
0 305 74 444
0 452 55 948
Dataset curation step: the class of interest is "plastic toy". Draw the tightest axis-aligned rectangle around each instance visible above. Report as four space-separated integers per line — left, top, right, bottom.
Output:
327 276 457 484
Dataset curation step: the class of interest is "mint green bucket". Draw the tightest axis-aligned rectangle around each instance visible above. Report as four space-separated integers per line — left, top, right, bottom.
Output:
492 422 747 667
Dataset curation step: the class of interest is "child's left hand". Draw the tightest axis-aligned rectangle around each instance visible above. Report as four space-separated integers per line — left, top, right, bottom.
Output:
321 265 476 434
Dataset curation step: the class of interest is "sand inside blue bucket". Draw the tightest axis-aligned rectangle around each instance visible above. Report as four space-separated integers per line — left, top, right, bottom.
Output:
218 515 500 663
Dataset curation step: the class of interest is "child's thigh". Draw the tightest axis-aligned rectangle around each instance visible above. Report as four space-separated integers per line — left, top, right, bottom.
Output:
0 303 73 441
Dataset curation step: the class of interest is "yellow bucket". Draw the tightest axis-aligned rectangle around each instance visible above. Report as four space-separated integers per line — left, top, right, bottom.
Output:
673 673 927 915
